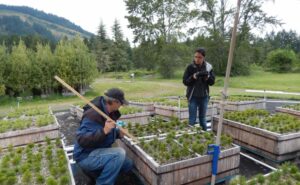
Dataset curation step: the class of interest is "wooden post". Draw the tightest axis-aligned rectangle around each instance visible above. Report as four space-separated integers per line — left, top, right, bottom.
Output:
211 0 241 184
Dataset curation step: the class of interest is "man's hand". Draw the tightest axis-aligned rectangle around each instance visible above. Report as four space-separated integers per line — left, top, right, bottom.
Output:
193 73 198 79
103 119 115 135
118 128 126 138
193 71 208 79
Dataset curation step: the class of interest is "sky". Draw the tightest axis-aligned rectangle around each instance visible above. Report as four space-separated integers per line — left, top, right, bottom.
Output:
0 0 300 43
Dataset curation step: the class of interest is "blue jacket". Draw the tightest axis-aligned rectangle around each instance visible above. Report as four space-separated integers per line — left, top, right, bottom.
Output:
73 96 121 162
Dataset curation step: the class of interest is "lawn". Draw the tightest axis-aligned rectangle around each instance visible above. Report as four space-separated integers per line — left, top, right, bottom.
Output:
0 70 300 113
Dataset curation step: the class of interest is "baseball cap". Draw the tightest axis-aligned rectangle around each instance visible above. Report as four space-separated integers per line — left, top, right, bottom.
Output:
104 88 129 105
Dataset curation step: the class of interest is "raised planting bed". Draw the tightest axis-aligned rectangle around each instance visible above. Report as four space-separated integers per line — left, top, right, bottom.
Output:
211 96 265 112
212 109 300 163
276 103 300 118
0 138 74 185
124 117 198 138
129 101 155 113
0 107 59 148
129 97 182 113
4 106 50 119
117 131 240 185
70 105 152 124
229 163 300 185
154 104 217 121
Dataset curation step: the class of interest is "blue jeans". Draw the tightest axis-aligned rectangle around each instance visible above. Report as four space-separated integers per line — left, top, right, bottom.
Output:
78 147 133 185
188 96 209 130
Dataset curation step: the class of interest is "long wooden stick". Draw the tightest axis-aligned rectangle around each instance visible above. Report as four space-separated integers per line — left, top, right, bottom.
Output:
211 0 241 185
54 75 138 143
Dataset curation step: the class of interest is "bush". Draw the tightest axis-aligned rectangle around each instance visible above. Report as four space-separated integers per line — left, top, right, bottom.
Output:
266 49 297 72
46 177 58 185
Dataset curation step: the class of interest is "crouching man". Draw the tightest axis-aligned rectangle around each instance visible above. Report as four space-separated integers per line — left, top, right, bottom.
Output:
73 88 133 185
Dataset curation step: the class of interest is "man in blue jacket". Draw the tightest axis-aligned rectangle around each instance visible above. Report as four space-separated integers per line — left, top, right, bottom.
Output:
183 48 215 131
73 88 133 185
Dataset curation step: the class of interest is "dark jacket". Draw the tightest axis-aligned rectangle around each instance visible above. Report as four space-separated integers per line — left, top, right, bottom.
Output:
183 61 215 100
73 96 121 162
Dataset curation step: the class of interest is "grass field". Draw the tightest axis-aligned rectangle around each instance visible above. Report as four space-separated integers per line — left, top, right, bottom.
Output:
0 69 300 113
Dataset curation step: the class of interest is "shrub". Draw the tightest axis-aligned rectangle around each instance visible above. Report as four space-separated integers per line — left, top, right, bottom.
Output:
36 173 45 184
46 177 58 185
59 175 70 185
6 175 17 185
22 170 32 184
266 49 297 73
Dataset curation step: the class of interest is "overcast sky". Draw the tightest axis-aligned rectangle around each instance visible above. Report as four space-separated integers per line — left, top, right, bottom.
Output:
0 0 300 43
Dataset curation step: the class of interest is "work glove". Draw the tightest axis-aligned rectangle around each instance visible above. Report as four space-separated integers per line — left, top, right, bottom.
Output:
116 120 126 127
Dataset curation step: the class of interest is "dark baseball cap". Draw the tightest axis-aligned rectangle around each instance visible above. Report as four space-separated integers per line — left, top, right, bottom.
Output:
104 88 129 105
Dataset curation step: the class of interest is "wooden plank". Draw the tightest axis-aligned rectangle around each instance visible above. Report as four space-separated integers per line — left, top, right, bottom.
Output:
120 112 152 125
235 139 300 162
154 105 217 120
212 100 264 111
129 101 155 113
276 107 300 118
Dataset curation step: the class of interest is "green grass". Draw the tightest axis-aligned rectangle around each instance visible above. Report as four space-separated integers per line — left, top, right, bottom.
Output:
174 66 300 92
1 70 300 112
227 70 300 92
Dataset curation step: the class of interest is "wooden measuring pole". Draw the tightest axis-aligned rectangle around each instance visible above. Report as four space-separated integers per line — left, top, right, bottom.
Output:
54 75 139 144
210 0 241 184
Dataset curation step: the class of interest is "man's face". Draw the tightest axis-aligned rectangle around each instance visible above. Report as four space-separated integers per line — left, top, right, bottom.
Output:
194 52 204 65
110 101 122 111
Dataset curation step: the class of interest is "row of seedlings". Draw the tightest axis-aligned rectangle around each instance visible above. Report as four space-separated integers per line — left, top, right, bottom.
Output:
276 103 300 118
0 137 74 185
213 109 300 163
211 95 265 112
118 117 240 185
0 106 59 148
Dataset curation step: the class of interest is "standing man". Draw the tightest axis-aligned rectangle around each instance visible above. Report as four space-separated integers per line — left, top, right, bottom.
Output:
183 48 215 131
73 88 133 185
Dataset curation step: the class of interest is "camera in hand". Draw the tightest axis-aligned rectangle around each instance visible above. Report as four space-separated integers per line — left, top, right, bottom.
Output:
196 71 208 78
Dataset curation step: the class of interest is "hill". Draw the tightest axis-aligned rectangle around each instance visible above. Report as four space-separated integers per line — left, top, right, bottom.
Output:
0 4 94 41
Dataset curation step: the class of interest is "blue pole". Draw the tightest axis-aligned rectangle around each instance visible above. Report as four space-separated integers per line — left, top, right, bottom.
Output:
207 144 220 176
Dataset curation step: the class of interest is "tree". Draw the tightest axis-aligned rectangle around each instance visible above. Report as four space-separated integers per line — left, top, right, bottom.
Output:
0 44 7 95
69 35 97 92
237 0 280 42
126 0 198 77
193 0 280 75
54 39 73 91
265 30 300 53
125 0 196 43
110 20 131 71
32 43 56 95
6 40 31 96
132 40 158 70
157 37 190 78
55 35 97 93
94 21 111 72
97 21 107 43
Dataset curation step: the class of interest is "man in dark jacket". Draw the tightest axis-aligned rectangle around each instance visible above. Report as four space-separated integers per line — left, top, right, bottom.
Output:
182 48 215 130
73 88 133 185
